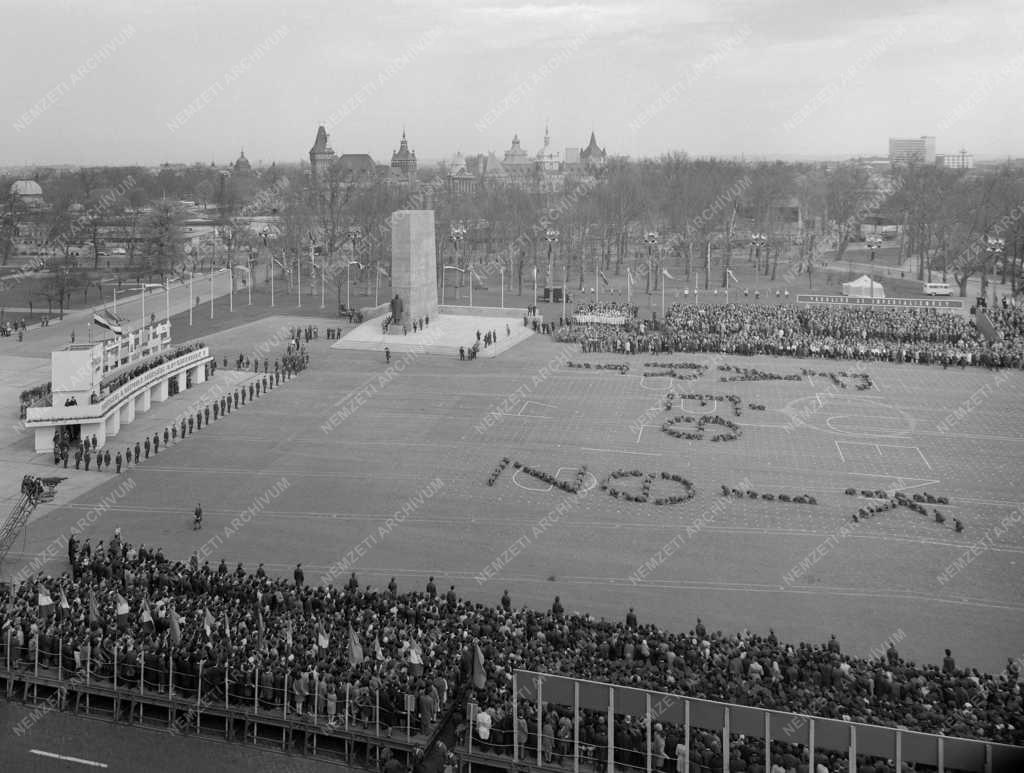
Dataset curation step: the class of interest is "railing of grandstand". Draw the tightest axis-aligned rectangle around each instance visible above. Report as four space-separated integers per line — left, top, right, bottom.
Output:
1 630 431 766
461 670 1024 773
24 347 211 425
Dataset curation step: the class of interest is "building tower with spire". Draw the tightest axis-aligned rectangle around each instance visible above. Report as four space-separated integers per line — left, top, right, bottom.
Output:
309 125 336 187
390 130 417 176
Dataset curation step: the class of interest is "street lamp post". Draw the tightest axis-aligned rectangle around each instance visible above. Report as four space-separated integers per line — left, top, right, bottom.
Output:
544 228 559 304
644 232 658 305
450 223 466 301
346 227 361 311
751 233 766 297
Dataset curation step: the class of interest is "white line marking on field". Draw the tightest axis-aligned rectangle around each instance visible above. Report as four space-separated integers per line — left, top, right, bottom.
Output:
30 750 109 768
580 447 661 456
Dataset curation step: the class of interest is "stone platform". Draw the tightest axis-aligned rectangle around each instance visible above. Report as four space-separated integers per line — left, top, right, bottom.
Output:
331 309 533 358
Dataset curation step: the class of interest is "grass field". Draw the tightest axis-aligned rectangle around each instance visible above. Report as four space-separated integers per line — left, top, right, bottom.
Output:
8 322 1024 673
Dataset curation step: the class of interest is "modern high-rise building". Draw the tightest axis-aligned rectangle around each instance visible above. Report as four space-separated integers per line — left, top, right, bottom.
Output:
938 148 974 169
888 136 936 165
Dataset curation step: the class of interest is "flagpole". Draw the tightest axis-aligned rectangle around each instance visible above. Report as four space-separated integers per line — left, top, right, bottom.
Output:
661 277 665 318
210 270 214 319
500 267 504 308
321 262 326 309
375 268 379 308
562 265 566 322
595 253 599 305
189 273 193 326
469 266 473 308
299 248 303 308
271 262 275 308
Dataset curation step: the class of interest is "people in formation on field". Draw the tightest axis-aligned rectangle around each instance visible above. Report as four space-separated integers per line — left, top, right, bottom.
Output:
552 303 1024 367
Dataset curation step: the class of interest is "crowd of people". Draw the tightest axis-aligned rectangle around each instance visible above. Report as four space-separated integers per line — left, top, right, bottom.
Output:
4 538 1022 772
570 302 639 326
552 303 1024 367
99 342 208 397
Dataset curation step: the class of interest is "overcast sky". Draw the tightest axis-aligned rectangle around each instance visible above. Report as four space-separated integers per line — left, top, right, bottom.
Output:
2 0 1022 167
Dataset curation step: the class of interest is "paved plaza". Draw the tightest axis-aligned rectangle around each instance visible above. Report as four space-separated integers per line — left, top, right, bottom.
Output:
3 320 1023 673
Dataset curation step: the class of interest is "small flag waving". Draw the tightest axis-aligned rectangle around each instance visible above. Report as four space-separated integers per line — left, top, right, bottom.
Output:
203 607 215 637
348 624 364 666
599 270 610 287
662 269 674 280
169 609 182 645
472 643 487 689
223 612 231 641
37 587 54 618
116 592 129 617
141 599 154 634
726 268 739 284
317 623 329 650
285 619 293 647
374 635 385 661
626 268 634 286
88 591 100 625
377 265 390 277
59 589 70 618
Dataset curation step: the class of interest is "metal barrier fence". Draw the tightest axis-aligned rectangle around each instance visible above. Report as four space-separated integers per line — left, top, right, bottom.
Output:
460 671 1024 773
1 631 441 767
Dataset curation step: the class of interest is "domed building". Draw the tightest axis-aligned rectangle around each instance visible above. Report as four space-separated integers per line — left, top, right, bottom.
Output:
10 180 45 207
233 149 253 175
446 152 478 195
502 134 533 182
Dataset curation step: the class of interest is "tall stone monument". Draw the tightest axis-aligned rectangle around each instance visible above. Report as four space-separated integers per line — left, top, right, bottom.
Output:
390 210 438 325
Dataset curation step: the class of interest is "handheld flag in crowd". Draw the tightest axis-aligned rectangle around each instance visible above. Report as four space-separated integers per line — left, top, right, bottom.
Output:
59 589 70 618
141 599 154 634
223 612 231 641
472 643 487 689
88 591 100 625
37 587 54 618
169 609 181 645
375 635 385 661
203 607 215 637
662 269 674 280
116 593 130 630
348 624 364 666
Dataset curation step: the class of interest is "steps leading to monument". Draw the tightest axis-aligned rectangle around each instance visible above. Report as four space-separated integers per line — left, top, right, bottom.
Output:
331 312 534 359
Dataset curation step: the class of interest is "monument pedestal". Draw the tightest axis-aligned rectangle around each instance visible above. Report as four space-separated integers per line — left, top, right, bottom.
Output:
390 210 438 326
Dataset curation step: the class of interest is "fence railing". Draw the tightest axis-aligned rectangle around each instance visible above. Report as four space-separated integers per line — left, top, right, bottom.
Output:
1 631 439 768
461 670 1024 773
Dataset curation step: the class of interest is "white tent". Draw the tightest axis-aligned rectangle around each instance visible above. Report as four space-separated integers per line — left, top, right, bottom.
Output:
842 274 885 299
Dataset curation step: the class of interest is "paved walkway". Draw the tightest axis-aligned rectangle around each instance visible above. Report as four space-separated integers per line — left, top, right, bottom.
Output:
0 316 333 549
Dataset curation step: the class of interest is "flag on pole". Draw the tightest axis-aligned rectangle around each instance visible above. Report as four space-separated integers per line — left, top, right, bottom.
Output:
203 607 215 637
662 269 674 280
92 310 123 336
374 635 385 661
377 266 389 277
532 266 537 281
472 643 487 689
168 609 181 645
599 270 610 287
318 626 329 650
626 268 634 286
59 588 70 618
442 265 461 272
141 599 154 634
348 624 364 666
726 269 739 284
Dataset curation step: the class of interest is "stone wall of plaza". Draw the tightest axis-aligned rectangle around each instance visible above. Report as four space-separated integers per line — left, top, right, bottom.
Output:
24 347 213 453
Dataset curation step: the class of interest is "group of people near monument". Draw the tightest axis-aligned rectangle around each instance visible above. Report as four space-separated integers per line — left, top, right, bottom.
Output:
552 303 1024 367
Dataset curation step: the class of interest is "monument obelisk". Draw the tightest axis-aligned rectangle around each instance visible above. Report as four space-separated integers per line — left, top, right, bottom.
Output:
390 210 438 325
